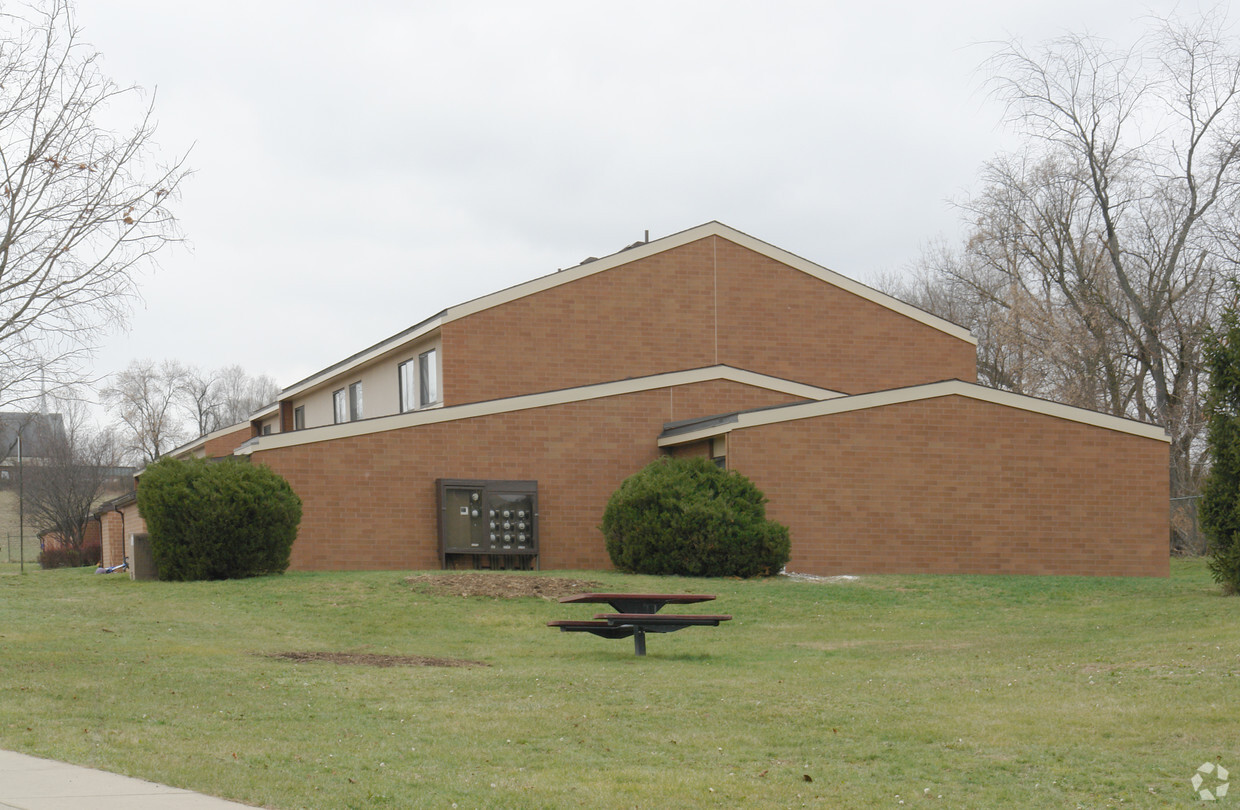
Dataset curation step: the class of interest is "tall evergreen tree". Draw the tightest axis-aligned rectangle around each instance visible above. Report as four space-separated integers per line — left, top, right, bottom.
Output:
1200 284 1240 594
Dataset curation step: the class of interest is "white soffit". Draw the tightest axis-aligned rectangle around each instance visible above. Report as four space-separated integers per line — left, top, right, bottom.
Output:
657 380 1170 446
236 366 842 454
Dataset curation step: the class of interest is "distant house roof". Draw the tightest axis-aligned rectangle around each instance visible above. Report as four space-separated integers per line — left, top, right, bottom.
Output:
0 412 66 461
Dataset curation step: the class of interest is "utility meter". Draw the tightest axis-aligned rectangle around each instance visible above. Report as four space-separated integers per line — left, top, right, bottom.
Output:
437 479 538 569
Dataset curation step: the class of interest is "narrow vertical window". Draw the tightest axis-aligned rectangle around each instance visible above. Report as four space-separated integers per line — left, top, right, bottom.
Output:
349 381 363 421
293 405 305 430
332 389 347 424
398 360 416 413
419 349 439 407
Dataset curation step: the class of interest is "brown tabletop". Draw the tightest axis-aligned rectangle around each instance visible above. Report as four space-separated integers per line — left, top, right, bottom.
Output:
558 593 715 614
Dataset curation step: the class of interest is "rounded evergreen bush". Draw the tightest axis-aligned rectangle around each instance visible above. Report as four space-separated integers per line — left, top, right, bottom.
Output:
137 456 302 581
601 456 790 577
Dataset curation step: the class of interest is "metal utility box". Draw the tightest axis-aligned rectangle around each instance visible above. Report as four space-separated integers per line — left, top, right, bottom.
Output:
126 532 157 580
437 479 538 569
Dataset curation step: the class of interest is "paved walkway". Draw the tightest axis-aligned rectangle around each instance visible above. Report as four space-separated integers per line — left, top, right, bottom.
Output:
0 749 256 809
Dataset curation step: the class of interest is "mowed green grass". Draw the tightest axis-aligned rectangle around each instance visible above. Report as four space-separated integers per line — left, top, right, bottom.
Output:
0 560 1236 809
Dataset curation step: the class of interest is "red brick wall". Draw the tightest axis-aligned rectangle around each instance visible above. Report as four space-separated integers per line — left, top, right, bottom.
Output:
99 505 145 568
41 518 101 551
712 239 977 392
441 236 976 405
203 426 254 459
251 380 801 571
100 510 124 568
668 440 713 459
729 395 1169 577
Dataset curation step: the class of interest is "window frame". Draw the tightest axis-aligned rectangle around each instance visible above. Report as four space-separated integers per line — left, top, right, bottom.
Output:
418 348 439 408
398 359 416 413
332 389 348 424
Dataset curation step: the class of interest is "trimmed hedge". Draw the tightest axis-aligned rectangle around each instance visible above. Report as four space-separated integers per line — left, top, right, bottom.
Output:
137 456 302 581
601 456 790 577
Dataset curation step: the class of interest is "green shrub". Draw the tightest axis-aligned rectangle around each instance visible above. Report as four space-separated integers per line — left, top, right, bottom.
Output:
601 456 790 577
1202 289 1240 594
137 456 302 581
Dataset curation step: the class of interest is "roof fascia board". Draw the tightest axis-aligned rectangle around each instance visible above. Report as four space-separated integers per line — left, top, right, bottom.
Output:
164 419 255 459
238 366 841 454
717 225 976 344
271 222 974 407
278 314 445 401
657 380 1170 446
446 221 976 344
444 223 726 321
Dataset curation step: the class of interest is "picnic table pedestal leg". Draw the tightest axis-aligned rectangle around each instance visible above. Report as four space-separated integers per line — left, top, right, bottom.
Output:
634 628 646 657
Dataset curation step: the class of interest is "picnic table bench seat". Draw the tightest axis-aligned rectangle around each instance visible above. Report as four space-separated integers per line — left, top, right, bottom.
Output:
545 619 635 639
591 613 733 626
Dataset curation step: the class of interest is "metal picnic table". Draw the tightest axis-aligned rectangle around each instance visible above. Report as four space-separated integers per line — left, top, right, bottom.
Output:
547 593 731 656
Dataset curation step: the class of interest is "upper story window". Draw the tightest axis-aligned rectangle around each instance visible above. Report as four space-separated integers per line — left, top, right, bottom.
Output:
332 389 348 424
293 405 305 431
349 382 363 421
398 348 440 412
419 349 439 407
398 359 417 413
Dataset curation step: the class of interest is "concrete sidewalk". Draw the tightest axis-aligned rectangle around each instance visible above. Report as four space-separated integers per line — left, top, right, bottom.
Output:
0 749 256 809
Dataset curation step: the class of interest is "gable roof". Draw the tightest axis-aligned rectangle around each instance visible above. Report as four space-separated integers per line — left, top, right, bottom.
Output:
276 222 976 401
657 379 1170 445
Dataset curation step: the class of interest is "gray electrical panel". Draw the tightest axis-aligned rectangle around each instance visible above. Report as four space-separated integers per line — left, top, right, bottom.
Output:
437 479 538 569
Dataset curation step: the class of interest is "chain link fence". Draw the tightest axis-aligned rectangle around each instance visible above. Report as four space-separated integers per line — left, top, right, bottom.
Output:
4 532 33 564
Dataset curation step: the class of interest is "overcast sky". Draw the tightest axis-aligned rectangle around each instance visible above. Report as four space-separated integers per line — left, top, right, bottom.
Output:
70 0 1197 397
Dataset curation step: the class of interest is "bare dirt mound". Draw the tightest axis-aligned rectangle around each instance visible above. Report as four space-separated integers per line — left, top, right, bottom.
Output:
267 651 487 668
405 572 602 600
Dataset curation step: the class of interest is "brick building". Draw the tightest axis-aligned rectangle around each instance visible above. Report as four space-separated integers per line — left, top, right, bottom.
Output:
99 222 1169 576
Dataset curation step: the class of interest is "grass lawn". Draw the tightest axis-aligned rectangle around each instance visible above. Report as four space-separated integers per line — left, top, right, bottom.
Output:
0 560 1236 808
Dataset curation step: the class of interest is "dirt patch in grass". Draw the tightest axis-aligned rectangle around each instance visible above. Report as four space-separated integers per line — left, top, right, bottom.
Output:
406 572 602 600
267 651 488 668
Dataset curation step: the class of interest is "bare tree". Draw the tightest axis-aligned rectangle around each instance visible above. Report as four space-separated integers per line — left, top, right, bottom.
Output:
104 361 280 457
0 0 186 408
177 365 221 436
23 397 128 553
101 358 187 462
894 11 1240 497
213 364 278 427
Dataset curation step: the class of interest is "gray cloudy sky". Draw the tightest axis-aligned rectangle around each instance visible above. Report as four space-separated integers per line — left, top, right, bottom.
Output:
73 0 1191 394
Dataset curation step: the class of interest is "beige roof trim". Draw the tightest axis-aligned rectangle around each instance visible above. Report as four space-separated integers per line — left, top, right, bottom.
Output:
236 366 842 454
445 222 975 343
279 315 445 401
165 420 254 460
276 223 975 400
657 380 1170 446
